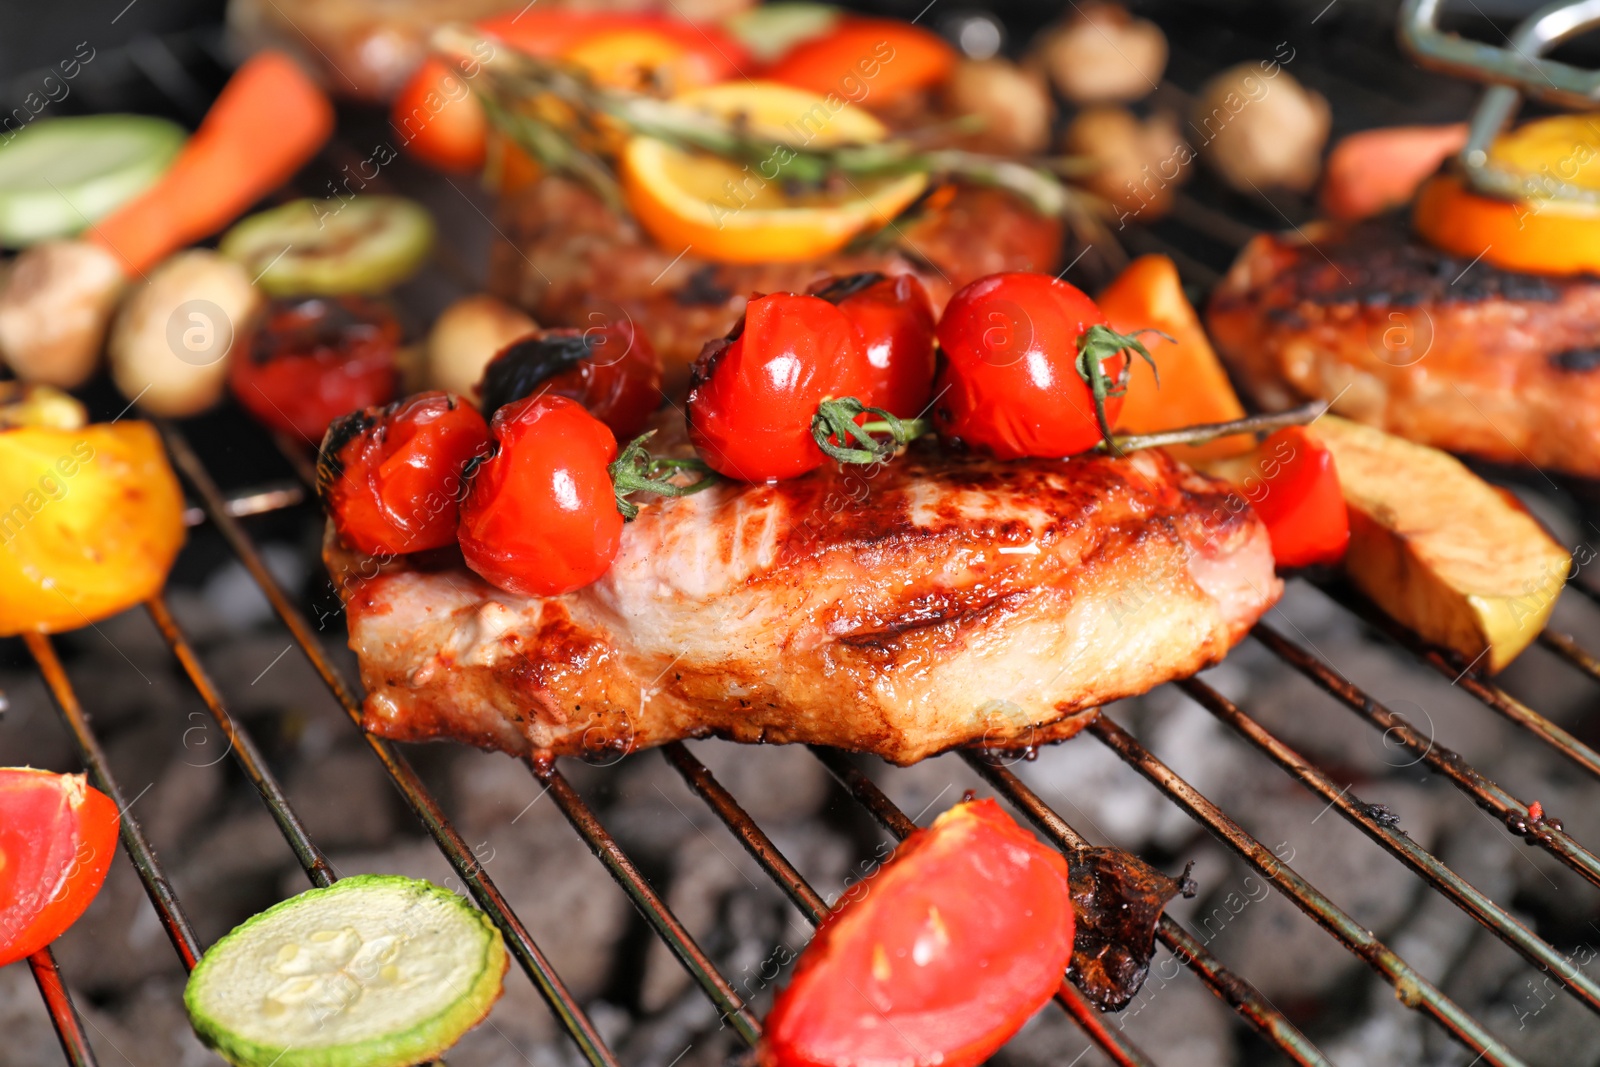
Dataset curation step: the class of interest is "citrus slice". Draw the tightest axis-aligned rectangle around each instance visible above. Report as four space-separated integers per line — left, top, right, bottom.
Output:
184 875 507 1067
619 81 927 264
1413 115 1600 276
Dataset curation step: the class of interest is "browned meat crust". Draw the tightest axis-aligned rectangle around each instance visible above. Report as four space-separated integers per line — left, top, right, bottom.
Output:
324 426 1279 766
1207 222 1600 478
489 178 1062 391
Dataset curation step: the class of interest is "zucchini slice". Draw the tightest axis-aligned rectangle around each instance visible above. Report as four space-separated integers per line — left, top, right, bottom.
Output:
184 875 507 1067
219 196 435 297
0 115 185 247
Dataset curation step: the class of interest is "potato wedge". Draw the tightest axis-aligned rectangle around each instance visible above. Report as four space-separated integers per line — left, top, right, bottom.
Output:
1313 416 1568 673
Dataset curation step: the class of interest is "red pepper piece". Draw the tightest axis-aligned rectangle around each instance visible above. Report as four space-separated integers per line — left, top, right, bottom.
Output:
1246 425 1351 569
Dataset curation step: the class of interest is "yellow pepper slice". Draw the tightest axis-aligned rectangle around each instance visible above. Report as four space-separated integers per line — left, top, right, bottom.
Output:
0 420 184 635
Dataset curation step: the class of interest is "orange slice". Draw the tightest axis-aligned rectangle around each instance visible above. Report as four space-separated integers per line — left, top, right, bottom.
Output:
1413 115 1600 276
619 81 927 264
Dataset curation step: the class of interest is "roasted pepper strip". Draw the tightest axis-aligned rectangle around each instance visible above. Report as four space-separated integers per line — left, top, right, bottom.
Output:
1097 254 1252 464
0 419 184 635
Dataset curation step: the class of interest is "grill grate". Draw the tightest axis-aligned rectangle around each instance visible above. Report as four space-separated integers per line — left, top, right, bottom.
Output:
8 10 1600 1067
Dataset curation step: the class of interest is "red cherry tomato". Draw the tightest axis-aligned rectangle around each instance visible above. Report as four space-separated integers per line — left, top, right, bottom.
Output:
1241 426 1350 568
319 391 490 557
764 19 955 105
232 296 401 442
391 58 489 173
0 768 120 967
764 798 1073 1067
687 293 871 482
479 319 662 441
458 394 623 596
933 272 1124 459
810 272 937 419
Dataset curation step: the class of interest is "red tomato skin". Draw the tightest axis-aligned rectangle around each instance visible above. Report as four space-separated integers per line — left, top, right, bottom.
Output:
763 799 1073 1067
0 769 120 967
686 294 872 482
321 391 490 557
1248 427 1351 568
391 58 488 173
764 19 955 104
458 395 624 596
479 319 663 441
232 296 401 443
933 272 1125 460
479 11 753 79
811 273 937 419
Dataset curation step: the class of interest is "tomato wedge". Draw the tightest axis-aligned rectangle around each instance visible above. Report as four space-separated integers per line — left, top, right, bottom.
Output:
763 798 1073 1067
0 768 120 966
763 18 955 105
1235 426 1350 569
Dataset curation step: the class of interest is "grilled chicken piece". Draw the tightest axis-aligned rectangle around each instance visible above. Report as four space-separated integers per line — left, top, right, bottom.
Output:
1208 222 1600 478
324 429 1280 766
489 178 1063 391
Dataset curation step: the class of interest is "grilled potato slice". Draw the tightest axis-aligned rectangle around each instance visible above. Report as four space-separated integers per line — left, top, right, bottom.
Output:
1313 415 1568 673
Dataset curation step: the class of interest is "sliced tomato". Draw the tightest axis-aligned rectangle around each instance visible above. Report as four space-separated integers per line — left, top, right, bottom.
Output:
1242 426 1350 569
391 58 489 173
764 798 1073 1067
0 768 120 966
763 18 955 105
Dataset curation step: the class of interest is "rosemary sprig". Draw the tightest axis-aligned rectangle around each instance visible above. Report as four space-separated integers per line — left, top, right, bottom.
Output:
431 24 1090 219
609 430 720 520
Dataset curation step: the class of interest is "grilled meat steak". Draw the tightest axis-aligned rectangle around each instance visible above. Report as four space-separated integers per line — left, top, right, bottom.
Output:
324 426 1280 766
1208 222 1600 478
489 178 1063 390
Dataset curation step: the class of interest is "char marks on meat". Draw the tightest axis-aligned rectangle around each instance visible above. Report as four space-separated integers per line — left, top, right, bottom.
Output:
1207 221 1600 477
326 423 1280 766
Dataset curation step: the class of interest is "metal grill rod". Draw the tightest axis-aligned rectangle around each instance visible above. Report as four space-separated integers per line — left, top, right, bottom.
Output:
807 746 1158 1067
28 949 98 1067
1086 713 1529 1067
25 632 203 969
1253 622 1600 890
538 765 765 1046
159 422 622 1067
1316 581 1600 782
1178 675 1600 1015
144 595 337 889
957 752 1336 1067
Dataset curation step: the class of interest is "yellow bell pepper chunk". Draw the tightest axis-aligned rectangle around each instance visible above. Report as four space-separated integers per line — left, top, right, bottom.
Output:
0 420 185 635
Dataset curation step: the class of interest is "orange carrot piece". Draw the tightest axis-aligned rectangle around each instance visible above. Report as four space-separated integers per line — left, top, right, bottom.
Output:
1098 254 1253 465
90 52 334 276
1319 123 1468 222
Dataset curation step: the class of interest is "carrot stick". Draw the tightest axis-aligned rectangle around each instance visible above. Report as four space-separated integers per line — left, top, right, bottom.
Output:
1319 123 1468 222
89 52 334 276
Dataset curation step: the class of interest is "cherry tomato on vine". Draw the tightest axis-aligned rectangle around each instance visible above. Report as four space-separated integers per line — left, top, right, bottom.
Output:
231 296 401 442
810 272 937 419
318 391 489 557
479 319 662 440
933 272 1127 459
763 798 1073 1067
0 768 120 967
458 395 623 596
686 293 871 482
